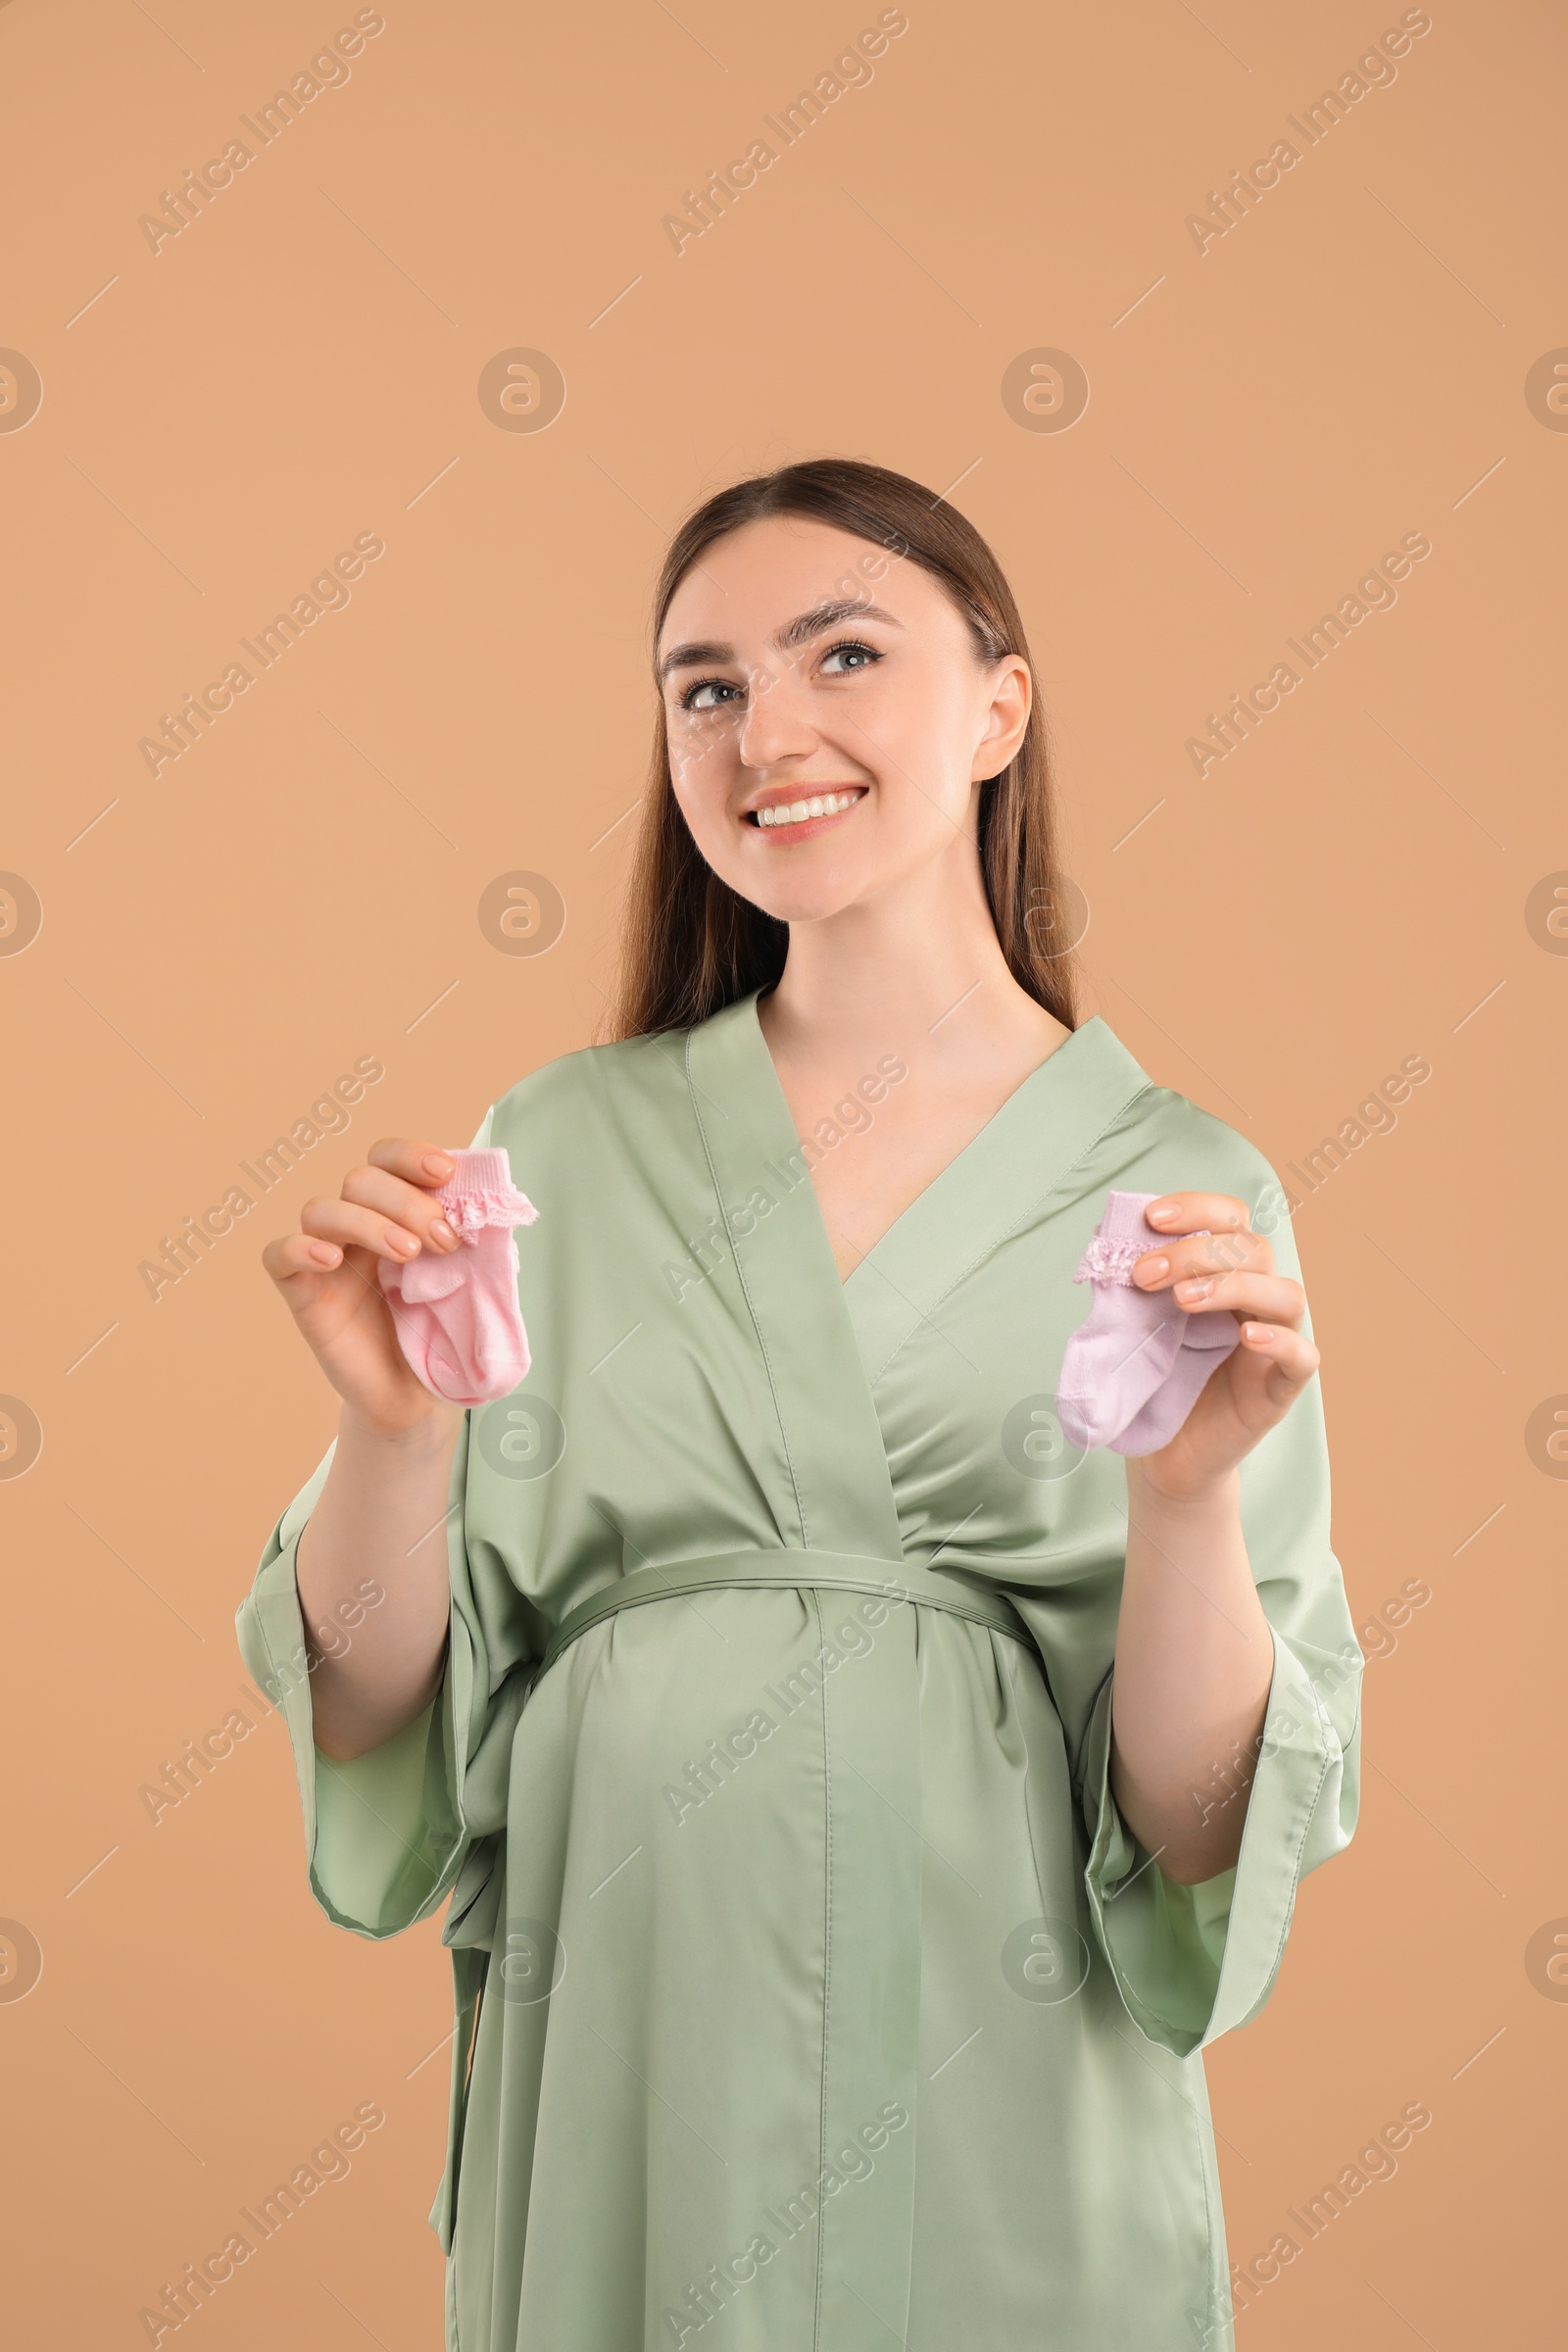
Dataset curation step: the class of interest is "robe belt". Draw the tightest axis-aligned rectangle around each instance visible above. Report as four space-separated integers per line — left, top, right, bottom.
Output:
537 1546 1033 1678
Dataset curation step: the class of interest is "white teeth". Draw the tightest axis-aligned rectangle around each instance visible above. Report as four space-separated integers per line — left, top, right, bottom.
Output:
757 790 860 827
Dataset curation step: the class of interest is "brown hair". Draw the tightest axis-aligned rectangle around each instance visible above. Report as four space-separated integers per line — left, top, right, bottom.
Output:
608 457 1077 1039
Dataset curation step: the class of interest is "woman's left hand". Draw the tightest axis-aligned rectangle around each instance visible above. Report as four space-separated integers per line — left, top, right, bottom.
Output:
1128 1193 1318 1500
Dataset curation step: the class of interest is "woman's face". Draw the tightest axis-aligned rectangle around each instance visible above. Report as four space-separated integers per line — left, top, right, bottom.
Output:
656 514 1031 923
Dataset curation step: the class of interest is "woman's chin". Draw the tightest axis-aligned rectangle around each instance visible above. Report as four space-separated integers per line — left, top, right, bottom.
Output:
731 872 866 926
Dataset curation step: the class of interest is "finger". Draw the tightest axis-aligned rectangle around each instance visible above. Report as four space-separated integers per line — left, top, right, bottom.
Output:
367 1136 459 1189
262 1231 344 1282
1145 1192 1249 1237
299 1193 434 1262
1171 1271 1304 1329
1237 1320 1320 1396
340 1165 464 1250
1134 1228 1273 1288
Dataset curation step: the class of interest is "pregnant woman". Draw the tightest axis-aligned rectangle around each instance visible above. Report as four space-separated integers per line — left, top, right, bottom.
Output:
239 459 1361 2351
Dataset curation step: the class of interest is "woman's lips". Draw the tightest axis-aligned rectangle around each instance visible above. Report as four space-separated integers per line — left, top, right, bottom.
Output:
743 787 866 841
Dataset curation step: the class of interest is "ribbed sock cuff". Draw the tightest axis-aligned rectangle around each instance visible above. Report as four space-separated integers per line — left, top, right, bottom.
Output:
1097 1190 1159 1242
443 1148 513 1194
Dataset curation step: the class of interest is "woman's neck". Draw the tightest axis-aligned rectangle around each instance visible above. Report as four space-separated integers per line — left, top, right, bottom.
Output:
756 834 1065 1095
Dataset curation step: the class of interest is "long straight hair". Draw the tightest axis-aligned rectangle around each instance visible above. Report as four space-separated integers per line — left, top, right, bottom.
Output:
609 458 1078 1039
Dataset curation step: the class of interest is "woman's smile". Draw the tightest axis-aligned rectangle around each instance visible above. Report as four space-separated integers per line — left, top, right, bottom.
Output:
741 784 868 840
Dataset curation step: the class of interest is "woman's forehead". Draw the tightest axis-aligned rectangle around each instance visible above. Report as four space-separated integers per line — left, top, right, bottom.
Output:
660 514 937 650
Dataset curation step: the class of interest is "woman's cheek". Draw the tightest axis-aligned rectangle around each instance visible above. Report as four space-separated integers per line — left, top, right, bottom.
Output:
858 680 954 809
669 745 743 866
669 732 722 804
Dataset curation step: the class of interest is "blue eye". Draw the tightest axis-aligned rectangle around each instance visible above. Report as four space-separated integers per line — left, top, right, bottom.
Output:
819 639 880 674
679 676 744 712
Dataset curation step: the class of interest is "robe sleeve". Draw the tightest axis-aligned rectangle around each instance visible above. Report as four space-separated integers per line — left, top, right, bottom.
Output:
1073 1199 1362 2060
233 1102 532 1944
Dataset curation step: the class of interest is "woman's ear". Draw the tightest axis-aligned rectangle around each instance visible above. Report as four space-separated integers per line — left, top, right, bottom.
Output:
970 655 1032 781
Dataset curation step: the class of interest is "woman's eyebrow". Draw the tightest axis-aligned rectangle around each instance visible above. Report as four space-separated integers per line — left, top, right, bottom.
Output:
773 597 905 653
658 598 905 680
658 638 729 680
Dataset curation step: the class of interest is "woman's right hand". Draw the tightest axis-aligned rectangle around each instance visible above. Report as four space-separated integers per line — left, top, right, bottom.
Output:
261 1138 467 1438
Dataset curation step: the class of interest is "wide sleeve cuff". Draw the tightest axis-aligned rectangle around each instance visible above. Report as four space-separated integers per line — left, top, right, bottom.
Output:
1078 1622 1361 2057
234 1420 496 1941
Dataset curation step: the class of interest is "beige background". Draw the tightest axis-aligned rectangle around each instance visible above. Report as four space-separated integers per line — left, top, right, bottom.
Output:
3 0 1564 2342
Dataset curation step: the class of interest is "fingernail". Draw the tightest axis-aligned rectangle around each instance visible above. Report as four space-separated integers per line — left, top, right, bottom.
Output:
1136 1254 1170 1283
387 1231 417 1255
423 1152 454 1177
308 1242 341 1267
1245 1323 1272 1341
1175 1277 1212 1302
1148 1202 1180 1224
430 1218 458 1250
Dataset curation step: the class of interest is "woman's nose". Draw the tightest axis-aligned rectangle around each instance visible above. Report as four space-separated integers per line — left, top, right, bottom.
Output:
736 664 818 768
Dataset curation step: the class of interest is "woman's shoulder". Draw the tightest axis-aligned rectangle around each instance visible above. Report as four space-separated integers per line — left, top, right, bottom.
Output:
1084 1019 1294 1233
478 1025 696 1154
1135 1083 1278 1187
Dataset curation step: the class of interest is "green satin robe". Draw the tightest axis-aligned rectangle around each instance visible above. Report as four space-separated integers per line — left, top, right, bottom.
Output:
236 993 1361 2352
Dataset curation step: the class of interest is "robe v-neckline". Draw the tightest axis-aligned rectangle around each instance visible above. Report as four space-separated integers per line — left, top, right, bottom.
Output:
737 986 1151 1290
742 992 1096 1284
684 991 1153 1559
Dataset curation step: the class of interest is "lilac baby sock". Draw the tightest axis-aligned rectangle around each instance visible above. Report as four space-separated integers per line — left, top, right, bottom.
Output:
1055 1191 1240 1456
376 1148 539 1407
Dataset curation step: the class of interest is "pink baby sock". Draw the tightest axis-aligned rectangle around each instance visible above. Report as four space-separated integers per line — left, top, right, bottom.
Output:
376 1148 539 1407
1055 1191 1240 1456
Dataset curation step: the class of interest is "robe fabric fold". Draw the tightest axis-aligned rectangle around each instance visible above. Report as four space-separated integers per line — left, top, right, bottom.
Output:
237 994 1362 2352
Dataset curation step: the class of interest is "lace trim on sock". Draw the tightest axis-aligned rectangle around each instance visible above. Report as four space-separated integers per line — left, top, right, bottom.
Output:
1073 1234 1147 1285
1073 1223 1212 1285
441 1184 540 1240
